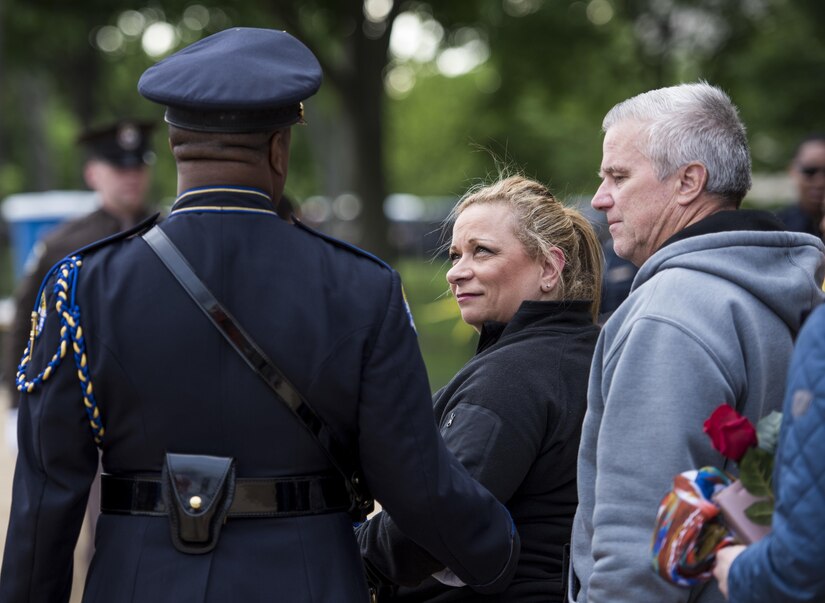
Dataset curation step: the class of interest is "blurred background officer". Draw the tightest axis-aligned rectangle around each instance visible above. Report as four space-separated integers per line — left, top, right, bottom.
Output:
2 118 155 435
0 118 154 574
0 28 518 602
775 132 825 237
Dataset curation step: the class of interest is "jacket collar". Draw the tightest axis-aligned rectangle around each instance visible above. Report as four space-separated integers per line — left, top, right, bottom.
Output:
477 300 594 353
659 209 785 251
170 186 277 215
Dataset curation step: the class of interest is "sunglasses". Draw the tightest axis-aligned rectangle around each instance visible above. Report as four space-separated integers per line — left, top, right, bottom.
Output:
798 165 825 178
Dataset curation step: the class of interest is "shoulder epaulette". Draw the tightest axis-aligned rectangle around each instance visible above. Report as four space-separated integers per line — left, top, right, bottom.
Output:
294 218 391 270
9 215 160 445
14 253 106 444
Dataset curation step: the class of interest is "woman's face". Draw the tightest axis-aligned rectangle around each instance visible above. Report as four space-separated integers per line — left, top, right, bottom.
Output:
446 202 546 331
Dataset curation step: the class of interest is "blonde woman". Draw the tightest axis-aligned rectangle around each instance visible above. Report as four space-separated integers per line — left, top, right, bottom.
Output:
359 175 603 602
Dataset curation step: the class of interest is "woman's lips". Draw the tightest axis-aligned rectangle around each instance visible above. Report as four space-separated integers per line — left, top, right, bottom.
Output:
455 292 481 303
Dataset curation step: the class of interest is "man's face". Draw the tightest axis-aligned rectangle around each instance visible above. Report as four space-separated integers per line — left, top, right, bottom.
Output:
592 120 681 267
84 159 151 219
790 141 825 216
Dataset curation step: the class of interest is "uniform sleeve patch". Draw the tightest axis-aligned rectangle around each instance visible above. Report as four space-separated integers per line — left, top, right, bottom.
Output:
401 286 416 333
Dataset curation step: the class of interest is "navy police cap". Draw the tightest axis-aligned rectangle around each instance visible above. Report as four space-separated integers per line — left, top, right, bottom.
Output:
77 119 155 167
138 28 322 133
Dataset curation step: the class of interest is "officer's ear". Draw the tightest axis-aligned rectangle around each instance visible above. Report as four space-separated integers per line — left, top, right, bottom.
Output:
268 128 292 181
83 159 104 190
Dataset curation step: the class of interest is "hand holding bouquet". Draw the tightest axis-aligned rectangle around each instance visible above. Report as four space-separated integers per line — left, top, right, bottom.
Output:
651 404 781 586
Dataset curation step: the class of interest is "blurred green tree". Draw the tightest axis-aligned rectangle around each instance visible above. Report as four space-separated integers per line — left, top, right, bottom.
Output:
0 0 824 387
2 0 824 217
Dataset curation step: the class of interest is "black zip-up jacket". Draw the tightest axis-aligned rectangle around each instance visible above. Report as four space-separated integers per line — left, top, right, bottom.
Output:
360 300 599 602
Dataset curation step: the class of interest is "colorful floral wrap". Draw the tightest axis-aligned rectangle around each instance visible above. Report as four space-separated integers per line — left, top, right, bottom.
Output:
651 466 735 587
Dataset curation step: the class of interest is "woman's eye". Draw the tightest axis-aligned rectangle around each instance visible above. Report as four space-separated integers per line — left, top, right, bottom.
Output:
475 246 492 255
448 252 461 264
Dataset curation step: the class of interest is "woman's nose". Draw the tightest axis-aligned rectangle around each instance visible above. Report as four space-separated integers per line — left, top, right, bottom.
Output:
446 260 471 285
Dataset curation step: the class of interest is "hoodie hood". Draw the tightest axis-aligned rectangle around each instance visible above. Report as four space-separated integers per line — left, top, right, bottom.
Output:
634 228 825 333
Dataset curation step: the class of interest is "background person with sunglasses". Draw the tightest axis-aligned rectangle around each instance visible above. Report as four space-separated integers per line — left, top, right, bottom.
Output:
775 133 825 237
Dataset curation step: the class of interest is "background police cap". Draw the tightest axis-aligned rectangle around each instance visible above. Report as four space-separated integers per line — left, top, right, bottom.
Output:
138 28 322 133
77 119 155 167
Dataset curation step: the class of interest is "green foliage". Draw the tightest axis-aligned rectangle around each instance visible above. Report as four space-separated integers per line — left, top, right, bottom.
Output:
756 411 783 455
385 0 626 199
733 411 782 527
739 447 775 499
3 0 825 204
0 166 24 201
386 66 502 196
744 499 775 527
713 1 825 169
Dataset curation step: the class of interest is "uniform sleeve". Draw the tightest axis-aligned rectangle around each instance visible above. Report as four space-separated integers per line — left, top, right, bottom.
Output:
356 270 519 593
586 318 732 603
727 308 825 603
0 276 100 601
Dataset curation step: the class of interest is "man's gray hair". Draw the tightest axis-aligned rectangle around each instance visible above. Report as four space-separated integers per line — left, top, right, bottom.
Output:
603 81 752 206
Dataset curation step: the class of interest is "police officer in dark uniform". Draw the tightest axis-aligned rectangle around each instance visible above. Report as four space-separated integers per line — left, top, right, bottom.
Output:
0 28 518 602
3 119 155 418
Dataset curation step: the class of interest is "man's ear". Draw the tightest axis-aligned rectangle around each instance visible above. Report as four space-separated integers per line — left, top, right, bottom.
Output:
676 162 708 206
269 128 291 179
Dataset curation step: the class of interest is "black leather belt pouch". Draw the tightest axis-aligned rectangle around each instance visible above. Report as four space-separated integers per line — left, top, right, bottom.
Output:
161 452 236 554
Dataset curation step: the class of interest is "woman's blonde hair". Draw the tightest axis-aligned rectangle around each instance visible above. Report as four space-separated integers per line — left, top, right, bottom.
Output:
448 175 603 323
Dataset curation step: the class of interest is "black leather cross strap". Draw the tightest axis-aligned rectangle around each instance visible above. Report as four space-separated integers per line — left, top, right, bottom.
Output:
141 226 373 520
101 473 351 518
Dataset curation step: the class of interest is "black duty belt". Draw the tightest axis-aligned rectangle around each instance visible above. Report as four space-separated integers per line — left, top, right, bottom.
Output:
101 473 351 518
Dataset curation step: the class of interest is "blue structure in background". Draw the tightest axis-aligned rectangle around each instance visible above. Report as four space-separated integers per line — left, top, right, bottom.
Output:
1 191 99 283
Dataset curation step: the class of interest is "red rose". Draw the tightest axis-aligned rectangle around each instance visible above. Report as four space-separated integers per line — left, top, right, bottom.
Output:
703 404 758 462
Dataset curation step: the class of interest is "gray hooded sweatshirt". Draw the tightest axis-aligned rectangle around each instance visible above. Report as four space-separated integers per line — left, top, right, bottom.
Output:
571 213 825 603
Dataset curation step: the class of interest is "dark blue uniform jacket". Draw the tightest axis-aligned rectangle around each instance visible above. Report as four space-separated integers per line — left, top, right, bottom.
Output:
0 187 518 603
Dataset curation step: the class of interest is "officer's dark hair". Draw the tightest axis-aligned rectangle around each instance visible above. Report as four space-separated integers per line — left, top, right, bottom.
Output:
168 125 275 162
448 174 603 323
